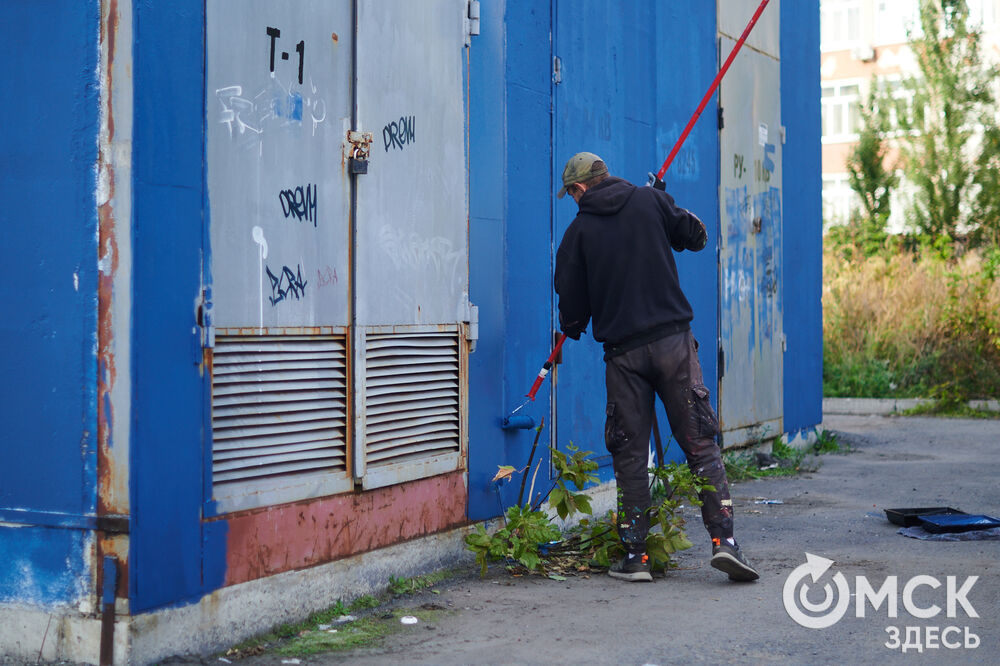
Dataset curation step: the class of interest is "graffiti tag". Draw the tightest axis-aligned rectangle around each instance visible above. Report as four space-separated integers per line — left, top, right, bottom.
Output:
382 116 415 151
316 265 338 288
266 264 308 306
279 184 318 226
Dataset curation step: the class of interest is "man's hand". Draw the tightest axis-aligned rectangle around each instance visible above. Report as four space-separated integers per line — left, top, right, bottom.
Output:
558 312 584 340
647 172 666 191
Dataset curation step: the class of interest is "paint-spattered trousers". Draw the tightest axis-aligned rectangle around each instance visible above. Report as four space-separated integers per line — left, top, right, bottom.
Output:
604 330 734 554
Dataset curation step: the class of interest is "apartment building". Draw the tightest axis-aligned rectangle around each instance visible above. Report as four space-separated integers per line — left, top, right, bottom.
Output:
821 0 1000 229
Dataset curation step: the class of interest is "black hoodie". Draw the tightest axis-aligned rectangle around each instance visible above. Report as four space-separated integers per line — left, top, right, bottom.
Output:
554 176 708 348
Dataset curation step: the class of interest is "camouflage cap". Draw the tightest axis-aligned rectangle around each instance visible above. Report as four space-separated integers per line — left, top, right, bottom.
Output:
557 152 609 198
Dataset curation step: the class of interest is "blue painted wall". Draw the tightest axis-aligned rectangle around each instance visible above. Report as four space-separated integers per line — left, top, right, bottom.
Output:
467 0 511 519
652 0 722 464
131 0 226 612
0 0 99 606
467 1 722 519
780 1 823 436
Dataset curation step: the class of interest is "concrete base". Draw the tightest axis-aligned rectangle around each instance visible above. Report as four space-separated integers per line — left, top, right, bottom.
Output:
0 527 474 665
0 605 128 664
824 397 1000 415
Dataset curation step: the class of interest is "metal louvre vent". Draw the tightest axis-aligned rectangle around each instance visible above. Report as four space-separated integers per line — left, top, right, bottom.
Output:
363 332 461 468
211 335 349 494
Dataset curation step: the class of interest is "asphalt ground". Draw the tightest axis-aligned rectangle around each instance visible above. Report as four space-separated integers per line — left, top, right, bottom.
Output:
310 413 999 665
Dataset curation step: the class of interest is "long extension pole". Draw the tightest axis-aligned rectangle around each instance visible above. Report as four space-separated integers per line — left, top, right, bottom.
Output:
655 0 772 179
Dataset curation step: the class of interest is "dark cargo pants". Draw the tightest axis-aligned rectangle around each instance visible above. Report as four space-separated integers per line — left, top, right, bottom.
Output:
604 330 733 554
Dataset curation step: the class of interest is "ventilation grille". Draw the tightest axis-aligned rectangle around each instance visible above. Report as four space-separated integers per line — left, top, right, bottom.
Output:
212 335 348 491
363 332 461 469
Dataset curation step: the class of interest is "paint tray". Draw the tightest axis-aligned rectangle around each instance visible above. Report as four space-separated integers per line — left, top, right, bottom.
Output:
918 514 1000 534
884 507 965 527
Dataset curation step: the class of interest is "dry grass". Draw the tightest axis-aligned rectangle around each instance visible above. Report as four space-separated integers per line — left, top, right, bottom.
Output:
823 248 1000 400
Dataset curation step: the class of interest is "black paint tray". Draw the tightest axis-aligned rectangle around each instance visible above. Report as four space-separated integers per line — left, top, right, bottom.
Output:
918 514 1000 534
884 507 965 527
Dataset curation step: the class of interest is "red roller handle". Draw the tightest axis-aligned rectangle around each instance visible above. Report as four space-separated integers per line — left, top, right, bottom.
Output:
655 0 772 180
526 333 568 401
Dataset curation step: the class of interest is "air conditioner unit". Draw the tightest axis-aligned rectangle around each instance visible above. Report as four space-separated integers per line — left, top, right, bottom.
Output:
851 45 876 62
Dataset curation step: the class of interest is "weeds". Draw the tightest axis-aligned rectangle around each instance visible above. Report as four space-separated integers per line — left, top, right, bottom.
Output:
723 430 843 481
902 401 1000 419
222 571 456 659
348 595 379 611
823 247 1000 401
387 571 450 595
276 608 450 657
465 448 710 576
812 429 844 454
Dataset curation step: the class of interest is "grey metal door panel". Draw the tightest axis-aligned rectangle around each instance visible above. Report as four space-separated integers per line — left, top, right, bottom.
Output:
718 0 780 60
206 1 355 512
207 0 352 328
718 34 783 446
354 0 469 327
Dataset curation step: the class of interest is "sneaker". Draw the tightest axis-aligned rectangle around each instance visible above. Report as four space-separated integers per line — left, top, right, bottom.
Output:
608 553 652 582
710 539 760 582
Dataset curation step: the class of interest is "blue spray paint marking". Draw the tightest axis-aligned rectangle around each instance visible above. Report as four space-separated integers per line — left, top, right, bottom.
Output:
273 91 303 121
763 142 776 173
657 124 700 181
724 186 755 352
752 187 781 345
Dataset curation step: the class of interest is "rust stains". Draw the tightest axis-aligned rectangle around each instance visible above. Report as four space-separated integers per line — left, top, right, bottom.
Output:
222 471 468 586
97 0 123 516
96 0 128 604
222 326 340 337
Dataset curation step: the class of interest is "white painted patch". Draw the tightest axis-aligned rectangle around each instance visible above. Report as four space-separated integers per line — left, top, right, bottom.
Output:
96 164 111 207
98 250 112 276
73 272 79 291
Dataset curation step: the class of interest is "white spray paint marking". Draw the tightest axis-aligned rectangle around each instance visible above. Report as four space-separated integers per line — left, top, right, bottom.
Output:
73 272 79 292
308 77 327 136
377 224 463 285
215 74 328 152
252 226 268 329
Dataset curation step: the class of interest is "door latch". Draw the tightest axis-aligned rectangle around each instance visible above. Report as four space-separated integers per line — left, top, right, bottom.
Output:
347 130 373 174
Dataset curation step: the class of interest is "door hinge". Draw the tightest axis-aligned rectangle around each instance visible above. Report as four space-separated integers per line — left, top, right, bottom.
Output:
346 130 373 174
553 56 562 85
465 1 481 45
718 344 725 379
718 106 724 130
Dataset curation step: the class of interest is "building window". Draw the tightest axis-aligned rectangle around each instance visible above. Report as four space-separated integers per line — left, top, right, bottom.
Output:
822 175 859 227
822 0 862 50
822 83 862 141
